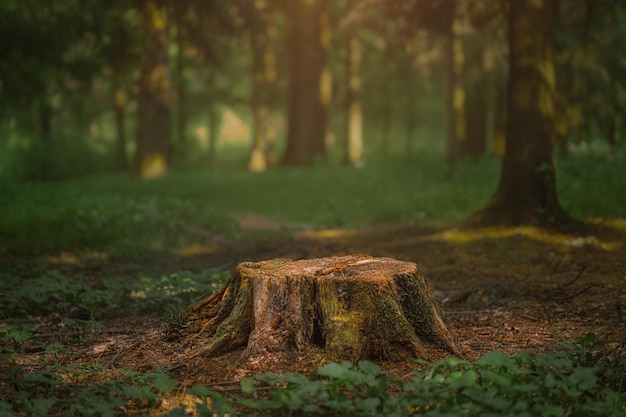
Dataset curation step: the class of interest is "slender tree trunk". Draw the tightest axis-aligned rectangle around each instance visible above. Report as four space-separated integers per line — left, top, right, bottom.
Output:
283 0 328 165
208 107 218 166
401 48 416 159
113 66 128 171
416 30 435 141
380 49 393 158
464 41 487 157
248 4 278 172
465 0 576 229
264 13 279 167
377 23 396 158
249 26 268 172
134 0 172 178
174 19 187 162
345 30 363 166
492 82 507 157
443 2 462 164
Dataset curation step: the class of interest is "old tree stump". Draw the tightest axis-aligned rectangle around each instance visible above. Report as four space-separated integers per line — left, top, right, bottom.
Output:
168 255 458 366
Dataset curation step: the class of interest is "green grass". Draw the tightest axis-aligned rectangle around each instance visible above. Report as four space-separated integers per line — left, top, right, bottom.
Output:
1 143 625 255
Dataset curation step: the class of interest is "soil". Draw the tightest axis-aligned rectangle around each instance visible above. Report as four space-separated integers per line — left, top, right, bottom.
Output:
5 219 626 403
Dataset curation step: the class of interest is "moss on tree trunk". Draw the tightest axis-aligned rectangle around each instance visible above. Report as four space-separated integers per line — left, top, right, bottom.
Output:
168 255 458 366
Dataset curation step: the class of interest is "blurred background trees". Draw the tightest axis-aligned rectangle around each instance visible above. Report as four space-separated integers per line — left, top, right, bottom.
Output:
0 0 623 182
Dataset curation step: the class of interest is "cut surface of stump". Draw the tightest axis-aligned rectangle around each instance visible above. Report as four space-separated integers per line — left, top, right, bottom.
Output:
168 255 458 366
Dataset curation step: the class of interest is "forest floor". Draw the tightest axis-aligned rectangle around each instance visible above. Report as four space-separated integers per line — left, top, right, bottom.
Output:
4 218 626 406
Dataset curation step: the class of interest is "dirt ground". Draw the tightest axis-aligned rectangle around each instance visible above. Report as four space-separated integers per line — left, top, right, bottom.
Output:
7 219 626 396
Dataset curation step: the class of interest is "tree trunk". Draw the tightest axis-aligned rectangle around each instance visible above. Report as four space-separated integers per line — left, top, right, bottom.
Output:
492 81 507 158
134 0 171 179
174 19 187 163
443 2 463 165
401 47 416 159
465 0 577 229
167 255 458 368
380 52 393 159
248 3 277 172
282 0 328 165
208 106 218 166
112 66 128 171
463 41 487 157
344 31 363 167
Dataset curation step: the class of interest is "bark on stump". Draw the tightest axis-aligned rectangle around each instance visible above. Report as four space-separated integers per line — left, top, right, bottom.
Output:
168 255 458 365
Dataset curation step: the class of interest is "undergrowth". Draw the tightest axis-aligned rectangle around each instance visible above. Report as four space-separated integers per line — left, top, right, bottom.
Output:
0 268 230 321
1 333 624 416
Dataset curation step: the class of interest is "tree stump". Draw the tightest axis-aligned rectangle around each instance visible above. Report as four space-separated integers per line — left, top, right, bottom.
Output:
168 255 458 365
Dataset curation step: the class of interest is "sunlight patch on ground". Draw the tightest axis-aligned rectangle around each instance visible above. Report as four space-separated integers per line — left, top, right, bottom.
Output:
436 226 620 251
297 229 364 239
48 251 109 266
155 393 210 417
588 217 626 233
300 223 622 252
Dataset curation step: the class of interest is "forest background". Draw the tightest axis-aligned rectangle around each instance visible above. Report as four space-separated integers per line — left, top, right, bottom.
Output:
1 0 626 416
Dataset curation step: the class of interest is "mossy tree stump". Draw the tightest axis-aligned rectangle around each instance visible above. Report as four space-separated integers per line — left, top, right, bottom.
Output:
169 255 458 364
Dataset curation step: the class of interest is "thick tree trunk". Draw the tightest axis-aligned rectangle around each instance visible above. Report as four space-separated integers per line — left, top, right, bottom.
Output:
465 0 578 229
282 0 327 165
134 0 171 178
168 255 458 367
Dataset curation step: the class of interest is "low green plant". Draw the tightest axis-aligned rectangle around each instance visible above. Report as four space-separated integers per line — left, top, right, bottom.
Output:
180 335 625 417
0 268 229 319
2 335 623 417
0 324 32 358
0 365 177 417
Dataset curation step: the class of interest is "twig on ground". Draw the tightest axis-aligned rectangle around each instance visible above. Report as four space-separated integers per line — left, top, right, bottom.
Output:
553 266 586 289
552 283 602 301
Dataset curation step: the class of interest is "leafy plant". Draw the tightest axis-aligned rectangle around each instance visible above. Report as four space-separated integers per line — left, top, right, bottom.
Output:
0 365 178 416
0 324 32 358
179 337 626 417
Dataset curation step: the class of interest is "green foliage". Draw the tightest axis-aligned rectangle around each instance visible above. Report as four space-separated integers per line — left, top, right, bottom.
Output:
168 336 626 417
0 268 229 319
558 153 626 218
1 365 176 417
1 333 624 416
